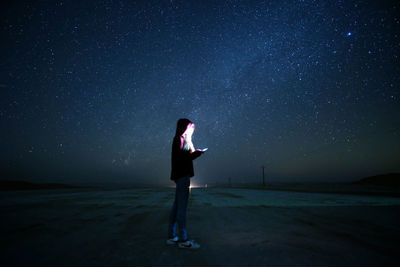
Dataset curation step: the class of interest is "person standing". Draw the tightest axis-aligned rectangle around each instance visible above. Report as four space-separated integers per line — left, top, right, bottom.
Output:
167 118 205 249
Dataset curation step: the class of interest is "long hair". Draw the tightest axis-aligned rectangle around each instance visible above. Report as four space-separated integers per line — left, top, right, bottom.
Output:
182 128 195 152
175 118 195 152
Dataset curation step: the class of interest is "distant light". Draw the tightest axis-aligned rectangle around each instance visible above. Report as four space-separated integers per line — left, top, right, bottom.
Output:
347 32 352 36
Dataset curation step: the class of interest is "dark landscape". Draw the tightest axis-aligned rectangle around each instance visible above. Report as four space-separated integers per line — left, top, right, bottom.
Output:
1 1 399 266
1 174 400 266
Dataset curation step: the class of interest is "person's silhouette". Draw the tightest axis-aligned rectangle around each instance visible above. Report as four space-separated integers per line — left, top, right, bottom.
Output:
166 118 205 249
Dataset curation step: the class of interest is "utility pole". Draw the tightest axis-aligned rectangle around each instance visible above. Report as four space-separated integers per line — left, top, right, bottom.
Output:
261 165 265 187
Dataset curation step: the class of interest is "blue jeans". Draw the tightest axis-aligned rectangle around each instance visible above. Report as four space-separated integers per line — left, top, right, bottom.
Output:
168 176 190 241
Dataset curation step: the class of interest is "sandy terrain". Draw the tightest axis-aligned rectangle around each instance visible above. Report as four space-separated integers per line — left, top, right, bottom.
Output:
1 187 399 266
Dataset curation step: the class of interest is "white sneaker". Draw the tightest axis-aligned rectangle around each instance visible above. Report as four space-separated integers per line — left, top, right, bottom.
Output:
166 236 179 245
178 240 200 249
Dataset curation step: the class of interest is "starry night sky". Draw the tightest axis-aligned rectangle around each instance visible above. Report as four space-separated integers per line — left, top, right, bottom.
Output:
1 0 399 186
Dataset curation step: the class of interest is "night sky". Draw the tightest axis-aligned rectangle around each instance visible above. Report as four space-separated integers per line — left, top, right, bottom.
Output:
1 0 399 186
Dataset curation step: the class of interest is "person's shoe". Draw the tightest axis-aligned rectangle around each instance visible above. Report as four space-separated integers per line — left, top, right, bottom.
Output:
178 239 200 249
166 236 179 245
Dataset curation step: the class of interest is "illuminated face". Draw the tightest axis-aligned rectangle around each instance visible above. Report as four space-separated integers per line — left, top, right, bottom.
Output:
185 123 195 136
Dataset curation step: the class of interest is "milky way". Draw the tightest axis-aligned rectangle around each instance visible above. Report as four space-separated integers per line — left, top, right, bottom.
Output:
1 0 399 185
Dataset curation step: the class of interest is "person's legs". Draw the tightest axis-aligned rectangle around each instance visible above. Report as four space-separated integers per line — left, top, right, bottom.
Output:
167 183 178 238
175 176 190 241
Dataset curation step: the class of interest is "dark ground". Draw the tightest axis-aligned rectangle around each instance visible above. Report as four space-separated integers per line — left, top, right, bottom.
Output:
1 187 399 266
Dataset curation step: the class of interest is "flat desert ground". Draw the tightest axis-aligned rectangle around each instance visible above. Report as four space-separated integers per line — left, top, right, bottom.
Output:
1 186 400 266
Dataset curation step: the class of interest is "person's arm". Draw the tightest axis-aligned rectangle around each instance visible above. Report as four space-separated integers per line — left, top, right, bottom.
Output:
173 136 204 160
189 149 203 160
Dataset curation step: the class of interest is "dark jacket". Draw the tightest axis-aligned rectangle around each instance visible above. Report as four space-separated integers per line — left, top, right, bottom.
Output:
170 136 202 180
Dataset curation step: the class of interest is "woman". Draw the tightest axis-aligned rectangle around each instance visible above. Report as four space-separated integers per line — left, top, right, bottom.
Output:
167 118 205 249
